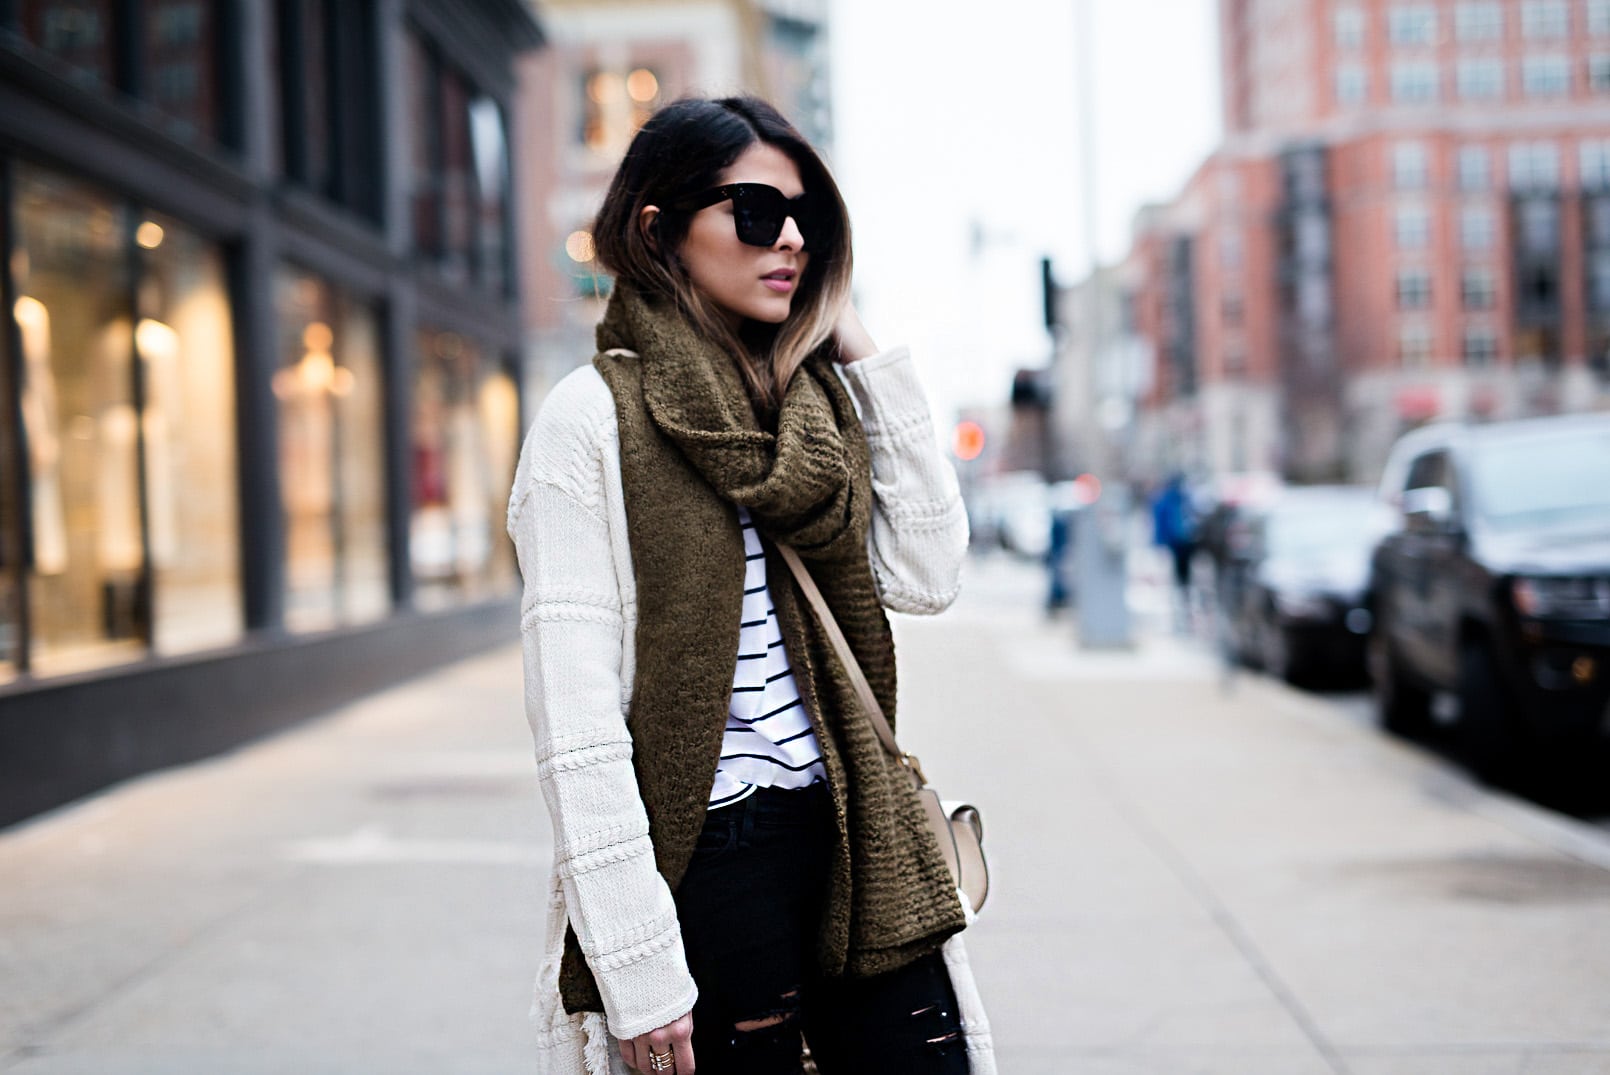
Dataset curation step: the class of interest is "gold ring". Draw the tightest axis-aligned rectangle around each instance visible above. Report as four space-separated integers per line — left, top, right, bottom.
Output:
648 1047 675 1071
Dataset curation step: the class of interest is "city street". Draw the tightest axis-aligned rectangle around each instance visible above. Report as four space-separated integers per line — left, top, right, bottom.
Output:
4 555 1610 1074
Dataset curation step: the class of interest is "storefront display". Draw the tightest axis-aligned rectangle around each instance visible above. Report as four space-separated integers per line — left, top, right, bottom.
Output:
411 328 518 608
274 267 389 633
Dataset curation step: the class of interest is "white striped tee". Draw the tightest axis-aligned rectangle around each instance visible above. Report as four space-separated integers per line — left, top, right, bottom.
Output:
708 507 828 808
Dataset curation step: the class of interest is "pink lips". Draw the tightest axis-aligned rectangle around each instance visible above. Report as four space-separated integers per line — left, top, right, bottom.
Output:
762 269 796 293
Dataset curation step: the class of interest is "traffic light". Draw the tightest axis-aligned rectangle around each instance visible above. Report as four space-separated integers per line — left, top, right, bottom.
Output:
1041 257 1057 329
953 420 986 461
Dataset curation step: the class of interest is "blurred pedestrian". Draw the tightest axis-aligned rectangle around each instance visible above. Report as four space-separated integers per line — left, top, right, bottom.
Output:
1151 472 1199 632
507 97 992 1075
1044 493 1075 616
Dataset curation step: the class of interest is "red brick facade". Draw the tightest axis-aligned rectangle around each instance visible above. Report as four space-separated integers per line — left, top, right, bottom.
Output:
1123 0 1610 482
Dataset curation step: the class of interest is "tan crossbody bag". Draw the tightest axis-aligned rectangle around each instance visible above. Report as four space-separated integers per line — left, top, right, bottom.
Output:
774 542 990 915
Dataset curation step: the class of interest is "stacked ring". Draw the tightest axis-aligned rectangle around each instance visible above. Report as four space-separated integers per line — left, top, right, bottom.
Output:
648 1047 675 1072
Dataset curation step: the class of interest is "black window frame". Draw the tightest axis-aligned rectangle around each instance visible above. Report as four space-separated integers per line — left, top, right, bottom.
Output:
276 0 382 223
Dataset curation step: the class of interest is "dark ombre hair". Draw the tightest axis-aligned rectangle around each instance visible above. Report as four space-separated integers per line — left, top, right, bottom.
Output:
592 96 853 413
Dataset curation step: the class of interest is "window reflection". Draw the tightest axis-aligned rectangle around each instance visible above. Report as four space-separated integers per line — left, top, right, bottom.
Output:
274 268 389 632
411 329 517 607
469 95 510 295
407 32 514 293
142 0 217 145
18 1 222 146
137 214 242 654
18 1 116 89
14 166 145 676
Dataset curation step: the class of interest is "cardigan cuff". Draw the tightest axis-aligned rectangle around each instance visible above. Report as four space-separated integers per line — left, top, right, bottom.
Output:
840 345 933 435
596 933 700 1041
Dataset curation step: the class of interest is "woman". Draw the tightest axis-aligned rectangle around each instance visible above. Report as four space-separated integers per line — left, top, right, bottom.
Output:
507 96 993 1075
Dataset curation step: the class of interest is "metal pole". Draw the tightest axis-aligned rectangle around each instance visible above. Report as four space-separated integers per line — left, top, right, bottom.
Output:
1075 0 1107 481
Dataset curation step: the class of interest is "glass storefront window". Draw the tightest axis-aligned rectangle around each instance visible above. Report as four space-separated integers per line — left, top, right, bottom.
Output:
136 213 242 655
13 166 144 677
0 262 18 683
469 95 510 295
411 328 517 607
274 267 389 632
18 1 116 90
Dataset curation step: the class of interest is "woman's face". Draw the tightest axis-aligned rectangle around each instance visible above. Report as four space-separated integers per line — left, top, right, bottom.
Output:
673 142 810 327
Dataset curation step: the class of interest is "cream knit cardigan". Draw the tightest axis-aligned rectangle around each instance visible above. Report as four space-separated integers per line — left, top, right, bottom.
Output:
506 345 996 1075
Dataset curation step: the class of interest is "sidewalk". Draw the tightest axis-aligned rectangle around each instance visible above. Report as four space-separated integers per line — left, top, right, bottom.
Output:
2 555 1609 1073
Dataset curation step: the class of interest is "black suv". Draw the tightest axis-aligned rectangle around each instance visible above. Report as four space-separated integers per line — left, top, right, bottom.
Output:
1367 414 1610 781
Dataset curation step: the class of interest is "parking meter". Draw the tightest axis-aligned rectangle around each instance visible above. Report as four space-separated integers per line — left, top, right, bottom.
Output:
1075 482 1133 649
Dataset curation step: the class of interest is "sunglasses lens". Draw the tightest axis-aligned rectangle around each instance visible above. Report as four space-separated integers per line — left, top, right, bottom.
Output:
729 187 821 248
733 189 784 246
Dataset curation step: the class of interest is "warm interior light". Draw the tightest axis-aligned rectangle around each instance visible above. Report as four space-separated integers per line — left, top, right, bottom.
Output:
136 318 179 361
565 230 596 263
13 295 47 331
303 321 334 352
135 221 165 249
330 367 355 398
588 71 623 104
627 68 659 103
299 349 335 393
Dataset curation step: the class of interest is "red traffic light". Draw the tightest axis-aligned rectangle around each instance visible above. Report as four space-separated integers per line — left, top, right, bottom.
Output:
953 420 986 461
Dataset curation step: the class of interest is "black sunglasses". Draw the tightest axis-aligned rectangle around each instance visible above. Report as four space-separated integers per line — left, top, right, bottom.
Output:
672 183 825 248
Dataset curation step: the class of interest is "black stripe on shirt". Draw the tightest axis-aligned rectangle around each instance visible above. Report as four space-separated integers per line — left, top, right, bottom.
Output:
717 752 824 772
754 698 803 722
709 784 755 807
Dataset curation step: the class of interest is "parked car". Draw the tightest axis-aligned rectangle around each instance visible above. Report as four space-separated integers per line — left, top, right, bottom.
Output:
1226 485 1385 684
1367 414 1610 781
966 472 1051 560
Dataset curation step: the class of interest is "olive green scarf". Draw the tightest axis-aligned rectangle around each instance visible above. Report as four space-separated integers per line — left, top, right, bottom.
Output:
558 286 964 1013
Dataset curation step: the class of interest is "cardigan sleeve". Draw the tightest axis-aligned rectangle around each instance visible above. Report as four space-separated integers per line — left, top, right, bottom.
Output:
506 375 699 1041
841 346 970 614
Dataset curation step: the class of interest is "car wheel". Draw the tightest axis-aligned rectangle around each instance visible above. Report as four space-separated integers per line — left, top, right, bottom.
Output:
1260 608 1300 685
1458 640 1525 786
1368 611 1430 737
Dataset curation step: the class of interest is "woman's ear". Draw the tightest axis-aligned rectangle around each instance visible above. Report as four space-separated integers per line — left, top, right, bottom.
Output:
638 206 661 251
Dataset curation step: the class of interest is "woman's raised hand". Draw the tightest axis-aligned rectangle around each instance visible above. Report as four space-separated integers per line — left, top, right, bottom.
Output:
621 1011 695 1074
832 299 879 364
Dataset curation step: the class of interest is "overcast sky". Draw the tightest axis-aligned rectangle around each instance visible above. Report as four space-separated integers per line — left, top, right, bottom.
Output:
828 0 1222 427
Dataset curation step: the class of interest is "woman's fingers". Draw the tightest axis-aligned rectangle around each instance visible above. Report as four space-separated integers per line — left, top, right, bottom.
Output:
646 1027 672 1069
672 1019 696 1074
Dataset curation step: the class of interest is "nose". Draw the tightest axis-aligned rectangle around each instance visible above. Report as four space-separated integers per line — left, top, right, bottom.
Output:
775 213 806 252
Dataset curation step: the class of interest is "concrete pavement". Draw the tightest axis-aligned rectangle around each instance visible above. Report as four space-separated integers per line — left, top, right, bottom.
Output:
2 554 1609 1073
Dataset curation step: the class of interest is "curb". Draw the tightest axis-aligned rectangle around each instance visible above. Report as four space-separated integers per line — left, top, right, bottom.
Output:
1242 672 1610 873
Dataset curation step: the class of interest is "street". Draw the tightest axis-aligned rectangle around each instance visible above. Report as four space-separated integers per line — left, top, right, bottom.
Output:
3 554 1610 1073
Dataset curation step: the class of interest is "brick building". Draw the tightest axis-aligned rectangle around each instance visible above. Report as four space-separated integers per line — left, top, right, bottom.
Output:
1112 0 1610 484
516 0 834 407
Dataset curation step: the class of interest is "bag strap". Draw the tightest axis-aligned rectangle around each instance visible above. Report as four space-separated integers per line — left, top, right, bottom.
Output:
773 543 929 785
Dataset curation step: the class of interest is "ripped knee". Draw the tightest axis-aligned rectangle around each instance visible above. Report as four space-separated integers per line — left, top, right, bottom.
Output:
733 988 801 1036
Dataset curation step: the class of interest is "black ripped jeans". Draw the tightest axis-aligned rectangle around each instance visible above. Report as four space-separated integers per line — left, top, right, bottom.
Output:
673 783 969 1075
